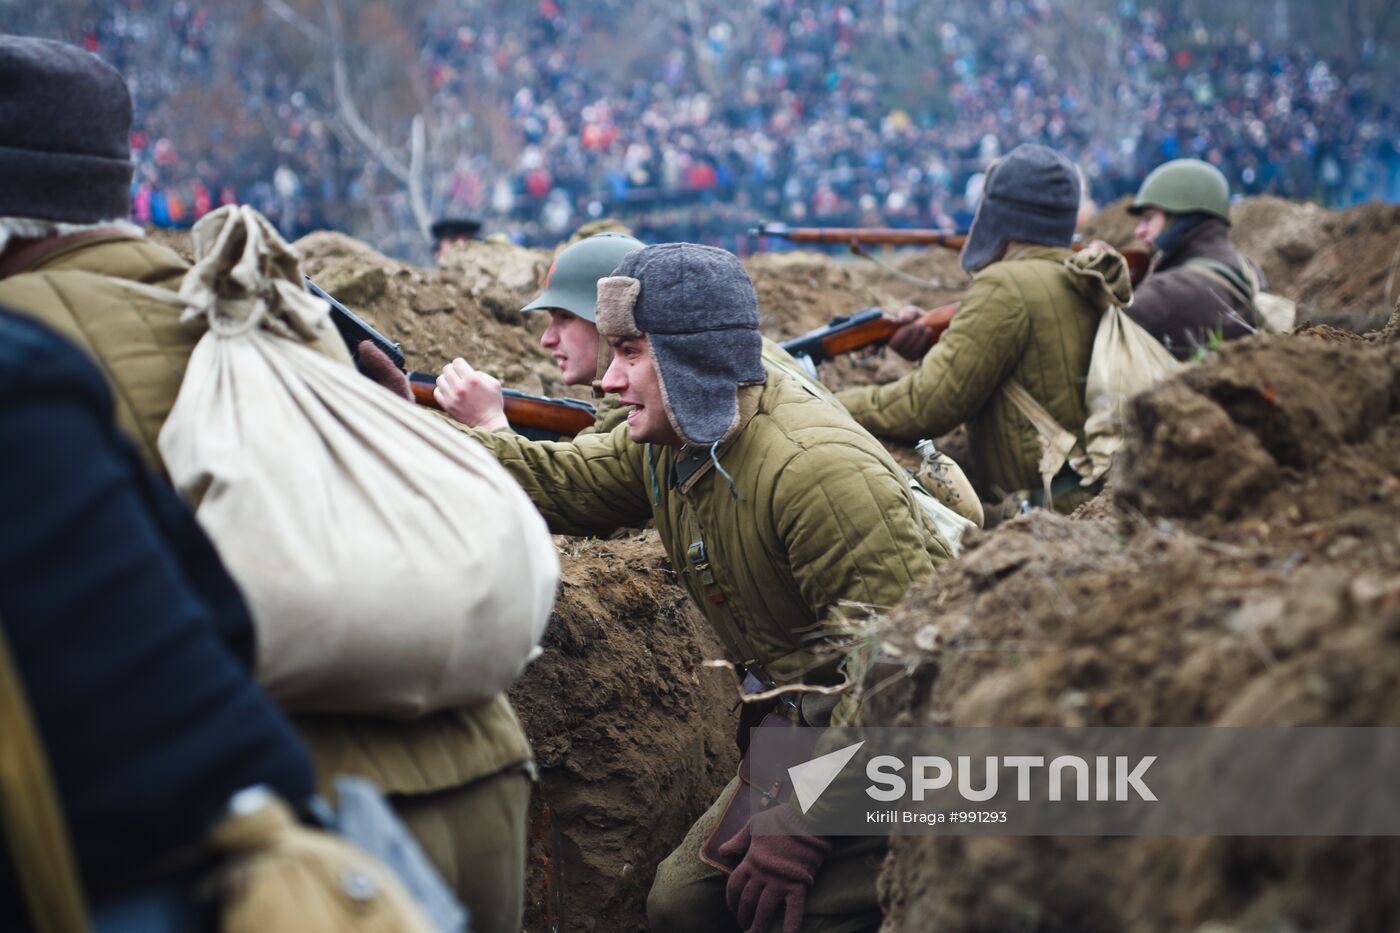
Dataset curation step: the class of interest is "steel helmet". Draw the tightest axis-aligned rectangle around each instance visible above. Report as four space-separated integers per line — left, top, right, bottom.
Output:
521 233 644 323
1129 159 1231 222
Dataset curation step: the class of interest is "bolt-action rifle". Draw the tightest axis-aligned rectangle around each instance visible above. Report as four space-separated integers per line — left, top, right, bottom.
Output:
752 222 969 250
309 278 596 440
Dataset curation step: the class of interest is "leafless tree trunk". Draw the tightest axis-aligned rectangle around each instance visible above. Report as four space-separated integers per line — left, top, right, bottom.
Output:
261 0 433 242
681 0 723 100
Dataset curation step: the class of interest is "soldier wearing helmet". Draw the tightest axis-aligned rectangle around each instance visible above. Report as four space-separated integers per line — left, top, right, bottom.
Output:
436 232 644 435
1117 159 1266 358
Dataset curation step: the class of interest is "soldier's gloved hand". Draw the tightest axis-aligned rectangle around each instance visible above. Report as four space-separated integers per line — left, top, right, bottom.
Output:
355 341 413 401
718 804 832 933
886 305 936 361
435 357 510 432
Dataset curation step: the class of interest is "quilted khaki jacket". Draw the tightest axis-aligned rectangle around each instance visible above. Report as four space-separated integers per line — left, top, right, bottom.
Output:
0 232 531 796
470 369 952 727
837 243 1103 498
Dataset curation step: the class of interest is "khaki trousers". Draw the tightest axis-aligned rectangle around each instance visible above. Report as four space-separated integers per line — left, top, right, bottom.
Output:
646 775 884 933
391 767 531 933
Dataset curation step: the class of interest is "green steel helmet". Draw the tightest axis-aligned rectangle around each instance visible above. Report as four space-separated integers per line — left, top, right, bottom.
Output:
1129 159 1232 223
521 233 644 323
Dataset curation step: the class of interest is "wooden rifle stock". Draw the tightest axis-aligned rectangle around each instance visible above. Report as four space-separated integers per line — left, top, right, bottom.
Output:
407 371 596 439
311 278 595 439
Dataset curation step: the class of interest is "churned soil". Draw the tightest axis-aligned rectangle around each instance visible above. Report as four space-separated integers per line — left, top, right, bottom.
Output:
870 314 1400 933
509 533 739 933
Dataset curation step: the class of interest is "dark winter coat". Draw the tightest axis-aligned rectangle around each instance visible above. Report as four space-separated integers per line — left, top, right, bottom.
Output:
1125 217 1263 359
0 308 314 926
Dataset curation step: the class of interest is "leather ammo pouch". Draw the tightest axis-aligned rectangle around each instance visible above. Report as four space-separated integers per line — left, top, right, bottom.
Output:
699 693 839 873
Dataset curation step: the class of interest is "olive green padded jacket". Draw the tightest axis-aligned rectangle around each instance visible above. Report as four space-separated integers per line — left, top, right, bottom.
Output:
837 244 1104 498
469 369 952 728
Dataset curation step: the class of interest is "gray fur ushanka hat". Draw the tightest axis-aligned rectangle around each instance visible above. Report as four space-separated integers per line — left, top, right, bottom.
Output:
594 243 765 447
960 143 1080 274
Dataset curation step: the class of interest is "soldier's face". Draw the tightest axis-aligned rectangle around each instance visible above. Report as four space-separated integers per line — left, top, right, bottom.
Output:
1135 208 1169 245
602 335 682 447
540 310 601 385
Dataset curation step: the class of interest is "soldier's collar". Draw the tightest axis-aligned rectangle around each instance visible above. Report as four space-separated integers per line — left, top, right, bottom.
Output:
0 229 140 279
1001 241 1072 264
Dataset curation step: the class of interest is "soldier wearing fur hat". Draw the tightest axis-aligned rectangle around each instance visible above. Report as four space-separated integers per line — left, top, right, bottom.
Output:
463 242 952 933
836 143 1132 510
0 34 532 933
1109 158 1266 358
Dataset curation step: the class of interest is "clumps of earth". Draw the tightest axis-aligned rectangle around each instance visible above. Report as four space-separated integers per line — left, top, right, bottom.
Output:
144 197 1400 931
872 314 1400 932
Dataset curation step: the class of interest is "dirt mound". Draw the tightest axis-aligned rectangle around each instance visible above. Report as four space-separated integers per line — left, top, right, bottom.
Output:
509 533 739 932
873 320 1400 932
1078 194 1140 248
1289 201 1400 321
1228 196 1332 292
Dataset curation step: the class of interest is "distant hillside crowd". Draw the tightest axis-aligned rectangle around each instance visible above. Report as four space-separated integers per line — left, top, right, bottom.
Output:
10 0 1399 253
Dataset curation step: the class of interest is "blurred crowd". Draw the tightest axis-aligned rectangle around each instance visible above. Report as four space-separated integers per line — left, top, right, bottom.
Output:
12 0 1399 251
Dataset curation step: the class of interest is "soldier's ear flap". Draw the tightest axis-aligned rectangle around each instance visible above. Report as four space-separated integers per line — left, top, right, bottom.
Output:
596 276 642 338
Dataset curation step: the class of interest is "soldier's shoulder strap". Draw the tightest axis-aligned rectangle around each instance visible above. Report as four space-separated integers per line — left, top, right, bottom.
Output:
0 622 89 933
1181 256 1255 307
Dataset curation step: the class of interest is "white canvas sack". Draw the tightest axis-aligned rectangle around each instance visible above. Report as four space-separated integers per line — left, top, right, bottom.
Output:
1080 304 1183 483
155 206 559 717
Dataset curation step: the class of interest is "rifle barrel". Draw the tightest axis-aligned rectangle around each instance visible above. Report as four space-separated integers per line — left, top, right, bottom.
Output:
754 224 966 249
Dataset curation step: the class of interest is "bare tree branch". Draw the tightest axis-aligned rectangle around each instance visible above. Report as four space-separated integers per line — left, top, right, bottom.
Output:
681 0 722 99
407 114 432 239
262 0 325 43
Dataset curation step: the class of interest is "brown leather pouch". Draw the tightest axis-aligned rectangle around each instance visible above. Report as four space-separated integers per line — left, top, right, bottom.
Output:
699 712 821 873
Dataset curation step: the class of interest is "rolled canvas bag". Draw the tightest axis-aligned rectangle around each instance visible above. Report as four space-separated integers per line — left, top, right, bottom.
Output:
1069 247 1183 485
1080 304 1183 483
156 206 559 717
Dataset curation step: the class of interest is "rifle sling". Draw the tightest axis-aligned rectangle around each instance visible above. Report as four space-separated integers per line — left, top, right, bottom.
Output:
848 242 945 290
1182 257 1256 310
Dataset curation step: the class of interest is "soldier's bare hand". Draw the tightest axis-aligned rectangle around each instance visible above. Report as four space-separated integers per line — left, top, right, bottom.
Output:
1086 239 1115 253
435 358 510 432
